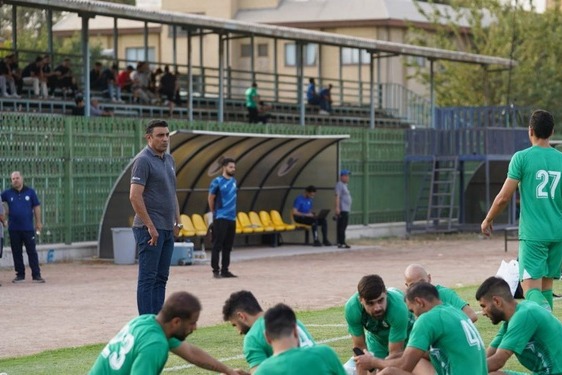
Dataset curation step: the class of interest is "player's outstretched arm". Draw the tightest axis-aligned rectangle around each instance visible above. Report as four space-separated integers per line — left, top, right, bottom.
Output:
171 342 250 375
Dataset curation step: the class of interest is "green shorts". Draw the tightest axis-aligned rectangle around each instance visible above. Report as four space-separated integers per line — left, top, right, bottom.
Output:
518 240 562 280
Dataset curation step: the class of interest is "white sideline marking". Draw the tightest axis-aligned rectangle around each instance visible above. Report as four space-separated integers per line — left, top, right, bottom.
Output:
163 335 351 372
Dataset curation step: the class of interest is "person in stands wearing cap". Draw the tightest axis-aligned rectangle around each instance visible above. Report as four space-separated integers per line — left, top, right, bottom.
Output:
335 169 352 248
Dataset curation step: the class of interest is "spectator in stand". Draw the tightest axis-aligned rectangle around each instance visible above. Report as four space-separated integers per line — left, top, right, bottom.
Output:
159 65 180 116
22 56 48 99
306 78 323 108
90 98 113 117
100 63 123 103
245 82 260 124
150 67 163 94
117 65 134 95
319 84 333 115
0 54 20 97
257 101 272 124
41 55 58 98
131 62 155 104
71 95 85 116
9 54 23 95
53 58 78 96
89 61 104 91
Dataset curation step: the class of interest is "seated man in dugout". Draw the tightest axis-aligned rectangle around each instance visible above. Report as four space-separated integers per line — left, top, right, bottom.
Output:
292 185 331 247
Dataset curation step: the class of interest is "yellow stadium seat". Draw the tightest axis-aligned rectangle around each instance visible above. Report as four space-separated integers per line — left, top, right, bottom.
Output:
237 215 253 234
249 211 274 232
238 212 264 232
179 214 196 237
203 212 213 228
270 210 296 231
235 217 243 234
191 214 208 237
260 210 285 231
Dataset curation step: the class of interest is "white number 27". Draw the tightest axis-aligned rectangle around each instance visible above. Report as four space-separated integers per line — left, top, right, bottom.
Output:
536 170 561 199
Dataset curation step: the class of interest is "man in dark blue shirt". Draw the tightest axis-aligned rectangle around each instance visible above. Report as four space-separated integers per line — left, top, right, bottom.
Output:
292 185 331 247
208 158 238 279
1 171 45 283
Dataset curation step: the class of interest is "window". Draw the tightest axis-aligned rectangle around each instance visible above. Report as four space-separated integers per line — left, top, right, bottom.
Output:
341 48 370 64
241 44 252 58
284 43 317 66
258 43 268 57
125 47 156 66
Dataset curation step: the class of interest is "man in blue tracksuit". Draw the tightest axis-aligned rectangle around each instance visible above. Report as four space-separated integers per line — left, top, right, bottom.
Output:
1 171 45 283
208 157 238 279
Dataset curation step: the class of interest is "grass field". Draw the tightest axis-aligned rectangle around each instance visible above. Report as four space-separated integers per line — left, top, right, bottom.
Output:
1 283 561 374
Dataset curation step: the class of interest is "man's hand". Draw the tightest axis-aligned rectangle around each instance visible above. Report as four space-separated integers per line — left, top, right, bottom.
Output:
354 349 375 371
147 225 159 246
481 218 493 236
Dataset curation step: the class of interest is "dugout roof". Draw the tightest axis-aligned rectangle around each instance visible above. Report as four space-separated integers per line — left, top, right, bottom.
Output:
98 130 349 259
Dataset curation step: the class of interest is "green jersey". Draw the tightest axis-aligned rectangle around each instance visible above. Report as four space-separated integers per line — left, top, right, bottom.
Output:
508 146 562 241
89 314 181 375
243 316 315 369
490 300 562 374
245 86 258 108
254 345 346 375
436 284 469 311
408 304 487 375
345 288 415 351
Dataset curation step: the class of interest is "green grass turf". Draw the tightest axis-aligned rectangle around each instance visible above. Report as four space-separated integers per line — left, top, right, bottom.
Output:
1 281 560 374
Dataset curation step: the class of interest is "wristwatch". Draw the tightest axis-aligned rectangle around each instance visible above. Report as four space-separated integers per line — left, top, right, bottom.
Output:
174 223 184 229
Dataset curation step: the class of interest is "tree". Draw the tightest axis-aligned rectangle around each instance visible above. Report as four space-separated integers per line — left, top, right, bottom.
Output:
409 0 562 129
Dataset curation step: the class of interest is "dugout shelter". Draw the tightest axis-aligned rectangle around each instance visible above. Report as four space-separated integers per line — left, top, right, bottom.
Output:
98 130 348 259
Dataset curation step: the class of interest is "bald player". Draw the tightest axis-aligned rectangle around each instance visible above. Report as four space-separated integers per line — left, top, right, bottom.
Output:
404 264 477 322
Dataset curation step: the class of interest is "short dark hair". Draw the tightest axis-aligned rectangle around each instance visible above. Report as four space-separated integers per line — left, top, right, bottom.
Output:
475 276 513 302
358 274 386 301
145 119 169 135
222 290 263 321
159 291 201 323
222 157 236 167
529 109 554 139
406 281 439 302
264 303 296 340
305 185 316 193
309 78 315 84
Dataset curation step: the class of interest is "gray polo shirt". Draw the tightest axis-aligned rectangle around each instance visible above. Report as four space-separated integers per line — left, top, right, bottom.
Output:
335 181 352 212
130 146 177 230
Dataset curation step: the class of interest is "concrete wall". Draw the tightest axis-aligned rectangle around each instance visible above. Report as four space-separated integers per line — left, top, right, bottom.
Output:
0 242 97 269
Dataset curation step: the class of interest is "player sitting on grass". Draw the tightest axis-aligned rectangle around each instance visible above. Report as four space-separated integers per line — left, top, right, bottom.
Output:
404 264 478 322
89 291 248 375
222 290 315 373
476 276 562 375
354 282 487 375
254 303 346 375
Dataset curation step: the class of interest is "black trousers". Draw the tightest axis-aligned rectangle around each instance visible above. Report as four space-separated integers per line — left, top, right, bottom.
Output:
248 107 259 123
211 218 236 274
336 211 349 245
293 215 328 242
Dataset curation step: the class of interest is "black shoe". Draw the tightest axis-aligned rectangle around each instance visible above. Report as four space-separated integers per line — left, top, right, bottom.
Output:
221 271 238 278
32 277 46 283
322 240 332 246
12 277 25 283
313 240 322 247
213 273 222 279
338 243 351 249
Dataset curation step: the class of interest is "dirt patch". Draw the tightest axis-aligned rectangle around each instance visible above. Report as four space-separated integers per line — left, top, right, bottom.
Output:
0 234 513 359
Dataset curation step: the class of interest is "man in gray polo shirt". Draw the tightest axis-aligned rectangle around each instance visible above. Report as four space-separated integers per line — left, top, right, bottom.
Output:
130 119 181 315
335 169 352 248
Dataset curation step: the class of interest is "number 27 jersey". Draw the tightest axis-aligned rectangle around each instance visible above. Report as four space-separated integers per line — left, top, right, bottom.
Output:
508 146 562 241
